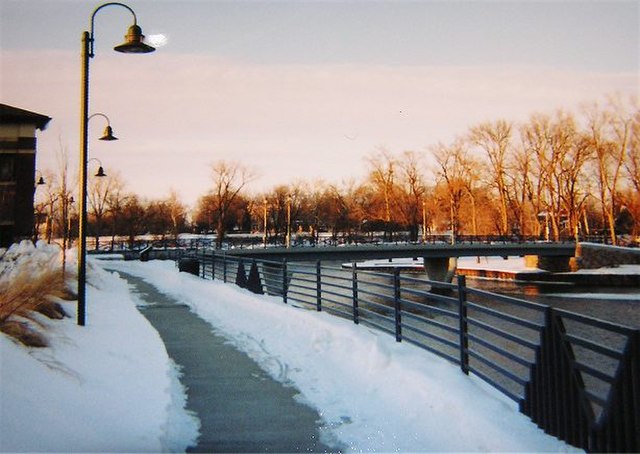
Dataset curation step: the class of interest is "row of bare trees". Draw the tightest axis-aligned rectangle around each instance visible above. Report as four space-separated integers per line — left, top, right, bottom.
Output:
193 96 638 246
37 95 638 248
36 168 189 249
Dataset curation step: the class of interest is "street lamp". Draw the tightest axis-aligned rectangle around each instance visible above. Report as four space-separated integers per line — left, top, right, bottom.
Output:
88 158 108 178
35 170 46 186
286 195 292 248
78 2 155 326
263 198 268 248
89 113 119 141
422 199 427 243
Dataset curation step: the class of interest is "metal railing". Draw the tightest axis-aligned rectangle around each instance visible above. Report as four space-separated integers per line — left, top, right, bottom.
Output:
177 251 638 453
90 233 581 254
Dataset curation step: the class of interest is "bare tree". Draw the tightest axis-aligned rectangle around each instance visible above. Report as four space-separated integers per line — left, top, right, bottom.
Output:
625 105 640 193
208 160 255 248
431 139 473 242
469 120 512 235
510 136 535 236
88 172 123 250
585 98 634 243
167 190 187 240
396 150 427 241
366 148 397 241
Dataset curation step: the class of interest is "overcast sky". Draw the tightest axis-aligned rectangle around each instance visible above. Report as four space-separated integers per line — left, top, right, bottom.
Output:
2 0 638 207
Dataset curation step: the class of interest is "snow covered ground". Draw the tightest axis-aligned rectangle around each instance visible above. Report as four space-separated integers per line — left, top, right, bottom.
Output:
353 256 543 273
356 255 640 275
1 242 583 452
0 243 199 453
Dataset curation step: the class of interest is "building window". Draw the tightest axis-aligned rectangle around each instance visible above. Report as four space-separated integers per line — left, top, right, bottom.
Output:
0 185 16 223
0 157 15 182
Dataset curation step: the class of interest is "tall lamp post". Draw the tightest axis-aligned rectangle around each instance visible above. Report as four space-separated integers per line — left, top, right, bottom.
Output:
78 2 155 326
286 195 292 248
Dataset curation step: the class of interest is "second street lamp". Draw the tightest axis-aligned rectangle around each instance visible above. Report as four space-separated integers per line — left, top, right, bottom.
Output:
88 158 108 178
78 2 156 326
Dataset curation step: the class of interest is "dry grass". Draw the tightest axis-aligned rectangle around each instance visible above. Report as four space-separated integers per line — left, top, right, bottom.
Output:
0 268 69 347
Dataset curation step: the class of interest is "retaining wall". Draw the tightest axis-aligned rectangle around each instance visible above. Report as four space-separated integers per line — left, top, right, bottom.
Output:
575 242 640 269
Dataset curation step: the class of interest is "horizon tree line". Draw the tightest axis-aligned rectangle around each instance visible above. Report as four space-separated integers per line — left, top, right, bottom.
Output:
36 95 639 248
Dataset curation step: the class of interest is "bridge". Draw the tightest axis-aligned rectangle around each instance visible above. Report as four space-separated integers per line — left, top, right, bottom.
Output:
219 242 577 281
93 237 577 281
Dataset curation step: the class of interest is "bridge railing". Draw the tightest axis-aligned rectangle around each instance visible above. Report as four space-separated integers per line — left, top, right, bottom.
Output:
92 234 579 253
177 250 638 453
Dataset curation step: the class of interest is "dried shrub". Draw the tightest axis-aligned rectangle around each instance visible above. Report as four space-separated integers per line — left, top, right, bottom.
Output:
0 320 48 347
0 269 67 326
0 242 71 346
34 301 68 320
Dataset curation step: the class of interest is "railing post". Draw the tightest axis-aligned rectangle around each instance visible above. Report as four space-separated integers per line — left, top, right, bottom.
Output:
316 260 322 312
235 260 248 288
223 255 227 283
457 274 469 374
282 258 288 304
211 253 215 280
394 268 402 342
352 262 359 324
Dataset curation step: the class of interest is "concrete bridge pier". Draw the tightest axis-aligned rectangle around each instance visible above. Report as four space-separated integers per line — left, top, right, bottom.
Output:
524 255 572 272
423 257 458 283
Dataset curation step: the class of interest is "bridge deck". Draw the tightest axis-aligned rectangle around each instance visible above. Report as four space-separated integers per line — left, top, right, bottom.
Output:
220 242 576 262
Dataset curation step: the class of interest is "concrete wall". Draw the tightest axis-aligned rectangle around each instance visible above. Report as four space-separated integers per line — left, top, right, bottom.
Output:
525 254 572 272
574 243 640 269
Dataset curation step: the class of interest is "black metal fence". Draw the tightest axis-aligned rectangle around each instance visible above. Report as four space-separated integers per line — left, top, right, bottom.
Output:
178 251 638 452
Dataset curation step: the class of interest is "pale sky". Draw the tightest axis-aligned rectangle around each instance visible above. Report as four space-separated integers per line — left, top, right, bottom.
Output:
1 0 638 207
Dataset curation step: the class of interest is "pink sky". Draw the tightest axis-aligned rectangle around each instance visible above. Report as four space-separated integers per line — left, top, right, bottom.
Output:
5 50 636 207
2 1 637 208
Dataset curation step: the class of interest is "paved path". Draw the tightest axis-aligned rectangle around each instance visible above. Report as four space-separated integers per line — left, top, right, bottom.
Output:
117 272 338 453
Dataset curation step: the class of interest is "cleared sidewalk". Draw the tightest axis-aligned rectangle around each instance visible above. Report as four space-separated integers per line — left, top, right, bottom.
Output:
118 272 338 453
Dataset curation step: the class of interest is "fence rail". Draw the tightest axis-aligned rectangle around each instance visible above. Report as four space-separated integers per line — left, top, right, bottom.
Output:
88 233 590 254
177 250 638 453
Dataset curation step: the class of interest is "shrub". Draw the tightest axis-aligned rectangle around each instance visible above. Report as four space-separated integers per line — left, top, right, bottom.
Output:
0 241 70 347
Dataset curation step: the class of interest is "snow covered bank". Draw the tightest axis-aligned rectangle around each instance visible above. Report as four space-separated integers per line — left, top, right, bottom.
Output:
351 256 543 272
105 259 579 452
0 244 198 452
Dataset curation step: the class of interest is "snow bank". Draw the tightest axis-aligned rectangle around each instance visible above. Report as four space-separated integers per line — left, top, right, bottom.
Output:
0 244 198 452
106 259 579 452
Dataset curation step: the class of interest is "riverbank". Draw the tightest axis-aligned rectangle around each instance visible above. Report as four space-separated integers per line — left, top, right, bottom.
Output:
350 256 640 287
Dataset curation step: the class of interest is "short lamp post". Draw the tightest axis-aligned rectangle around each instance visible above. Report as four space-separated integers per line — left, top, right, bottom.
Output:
78 2 155 326
422 199 427 243
263 198 268 248
286 195 292 248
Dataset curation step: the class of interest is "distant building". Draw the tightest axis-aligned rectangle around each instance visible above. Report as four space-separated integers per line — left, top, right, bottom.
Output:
0 104 51 248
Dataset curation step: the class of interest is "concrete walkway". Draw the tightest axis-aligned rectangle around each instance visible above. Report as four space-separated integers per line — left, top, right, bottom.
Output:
117 272 339 453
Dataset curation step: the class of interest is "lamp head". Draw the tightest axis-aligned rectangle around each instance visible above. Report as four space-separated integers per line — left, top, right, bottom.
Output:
36 176 46 185
95 166 107 178
99 125 118 141
114 24 156 54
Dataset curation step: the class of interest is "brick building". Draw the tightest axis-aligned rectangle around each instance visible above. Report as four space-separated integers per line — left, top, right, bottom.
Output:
0 104 51 248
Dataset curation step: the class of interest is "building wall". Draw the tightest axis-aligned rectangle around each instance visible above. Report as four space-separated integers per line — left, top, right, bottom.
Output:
0 123 38 247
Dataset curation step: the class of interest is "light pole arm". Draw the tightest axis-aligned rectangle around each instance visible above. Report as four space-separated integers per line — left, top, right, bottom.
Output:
89 2 138 57
88 112 112 125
